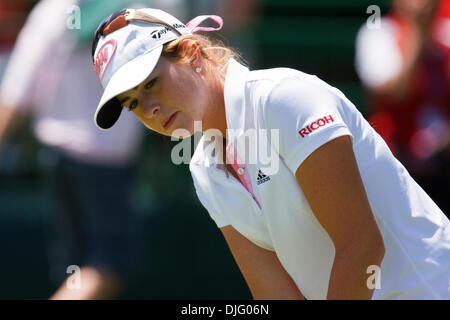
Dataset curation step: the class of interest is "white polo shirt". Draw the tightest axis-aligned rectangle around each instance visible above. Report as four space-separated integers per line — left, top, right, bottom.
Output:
189 59 450 300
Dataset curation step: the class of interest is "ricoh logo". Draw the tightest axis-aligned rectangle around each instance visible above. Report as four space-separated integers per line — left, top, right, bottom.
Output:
298 115 334 138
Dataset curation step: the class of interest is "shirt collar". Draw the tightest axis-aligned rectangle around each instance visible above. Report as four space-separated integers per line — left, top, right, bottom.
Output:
193 58 250 167
223 58 250 144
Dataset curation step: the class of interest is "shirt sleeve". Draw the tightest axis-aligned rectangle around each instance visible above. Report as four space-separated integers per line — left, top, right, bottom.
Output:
263 76 354 175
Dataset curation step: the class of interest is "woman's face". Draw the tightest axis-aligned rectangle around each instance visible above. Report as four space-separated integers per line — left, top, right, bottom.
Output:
117 56 209 137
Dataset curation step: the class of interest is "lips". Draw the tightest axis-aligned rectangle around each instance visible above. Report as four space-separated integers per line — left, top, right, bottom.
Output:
163 111 179 129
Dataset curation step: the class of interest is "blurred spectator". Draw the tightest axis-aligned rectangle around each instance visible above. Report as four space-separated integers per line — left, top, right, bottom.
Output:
0 0 36 48
0 0 256 299
0 0 147 299
0 1 36 80
355 0 450 217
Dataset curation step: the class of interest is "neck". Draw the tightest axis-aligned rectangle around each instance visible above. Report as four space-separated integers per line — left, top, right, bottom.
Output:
202 64 229 141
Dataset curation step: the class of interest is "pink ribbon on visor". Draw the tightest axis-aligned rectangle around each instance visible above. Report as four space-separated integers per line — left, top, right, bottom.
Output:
186 15 223 33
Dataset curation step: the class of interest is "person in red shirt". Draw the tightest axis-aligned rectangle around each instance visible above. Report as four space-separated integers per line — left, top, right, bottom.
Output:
0 0 35 48
356 0 450 217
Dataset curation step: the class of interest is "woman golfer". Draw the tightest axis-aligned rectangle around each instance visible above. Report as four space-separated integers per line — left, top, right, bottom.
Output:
91 8 450 299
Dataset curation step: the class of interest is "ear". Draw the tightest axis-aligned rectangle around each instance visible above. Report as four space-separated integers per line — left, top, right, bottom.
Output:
191 45 204 69
177 39 197 59
177 38 203 67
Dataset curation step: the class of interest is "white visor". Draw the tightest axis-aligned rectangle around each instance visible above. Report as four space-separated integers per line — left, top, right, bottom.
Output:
93 8 191 129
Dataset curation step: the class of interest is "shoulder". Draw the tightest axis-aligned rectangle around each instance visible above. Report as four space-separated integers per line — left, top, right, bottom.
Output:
242 66 355 143
246 66 310 100
245 68 355 164
246 66 341 114
247 66 302 85
268 74 339 107
252 68 344 119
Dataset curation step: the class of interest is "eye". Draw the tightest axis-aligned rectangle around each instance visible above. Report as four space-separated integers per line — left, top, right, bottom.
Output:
145 77 157 90
128 100 138 111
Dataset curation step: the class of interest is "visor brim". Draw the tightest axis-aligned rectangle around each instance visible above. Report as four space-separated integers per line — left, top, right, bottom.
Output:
94 45 163 130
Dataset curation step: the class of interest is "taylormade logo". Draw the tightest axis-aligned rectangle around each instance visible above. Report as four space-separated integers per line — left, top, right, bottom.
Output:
150 23 187 39
151 30 163 39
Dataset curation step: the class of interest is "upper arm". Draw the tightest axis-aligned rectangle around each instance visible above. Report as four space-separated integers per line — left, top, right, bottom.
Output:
220 225 304 300
295 135 385 253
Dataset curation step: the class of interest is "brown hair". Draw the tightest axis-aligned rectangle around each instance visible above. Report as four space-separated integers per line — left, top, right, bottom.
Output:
161 34 246 71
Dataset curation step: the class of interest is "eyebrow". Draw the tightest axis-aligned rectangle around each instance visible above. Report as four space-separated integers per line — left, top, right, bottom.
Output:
119 87 138 105
120 97 130 104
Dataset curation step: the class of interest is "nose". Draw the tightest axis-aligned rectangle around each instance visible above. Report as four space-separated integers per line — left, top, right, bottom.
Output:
142 102 160 119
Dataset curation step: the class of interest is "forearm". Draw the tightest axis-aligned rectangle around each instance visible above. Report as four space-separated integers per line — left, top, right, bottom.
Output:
247 270 304 300
221 226 305 300
239 253 305 300
0 105 22 150
327 243 385 300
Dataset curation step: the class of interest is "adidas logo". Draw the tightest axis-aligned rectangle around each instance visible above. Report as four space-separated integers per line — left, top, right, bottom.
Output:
257 169 270 185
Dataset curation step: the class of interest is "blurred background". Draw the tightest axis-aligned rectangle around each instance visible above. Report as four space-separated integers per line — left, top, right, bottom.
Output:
0 0 448 299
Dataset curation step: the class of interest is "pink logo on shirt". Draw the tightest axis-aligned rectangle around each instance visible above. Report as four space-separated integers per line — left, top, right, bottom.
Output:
298 115 334 138
94 39 117 83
